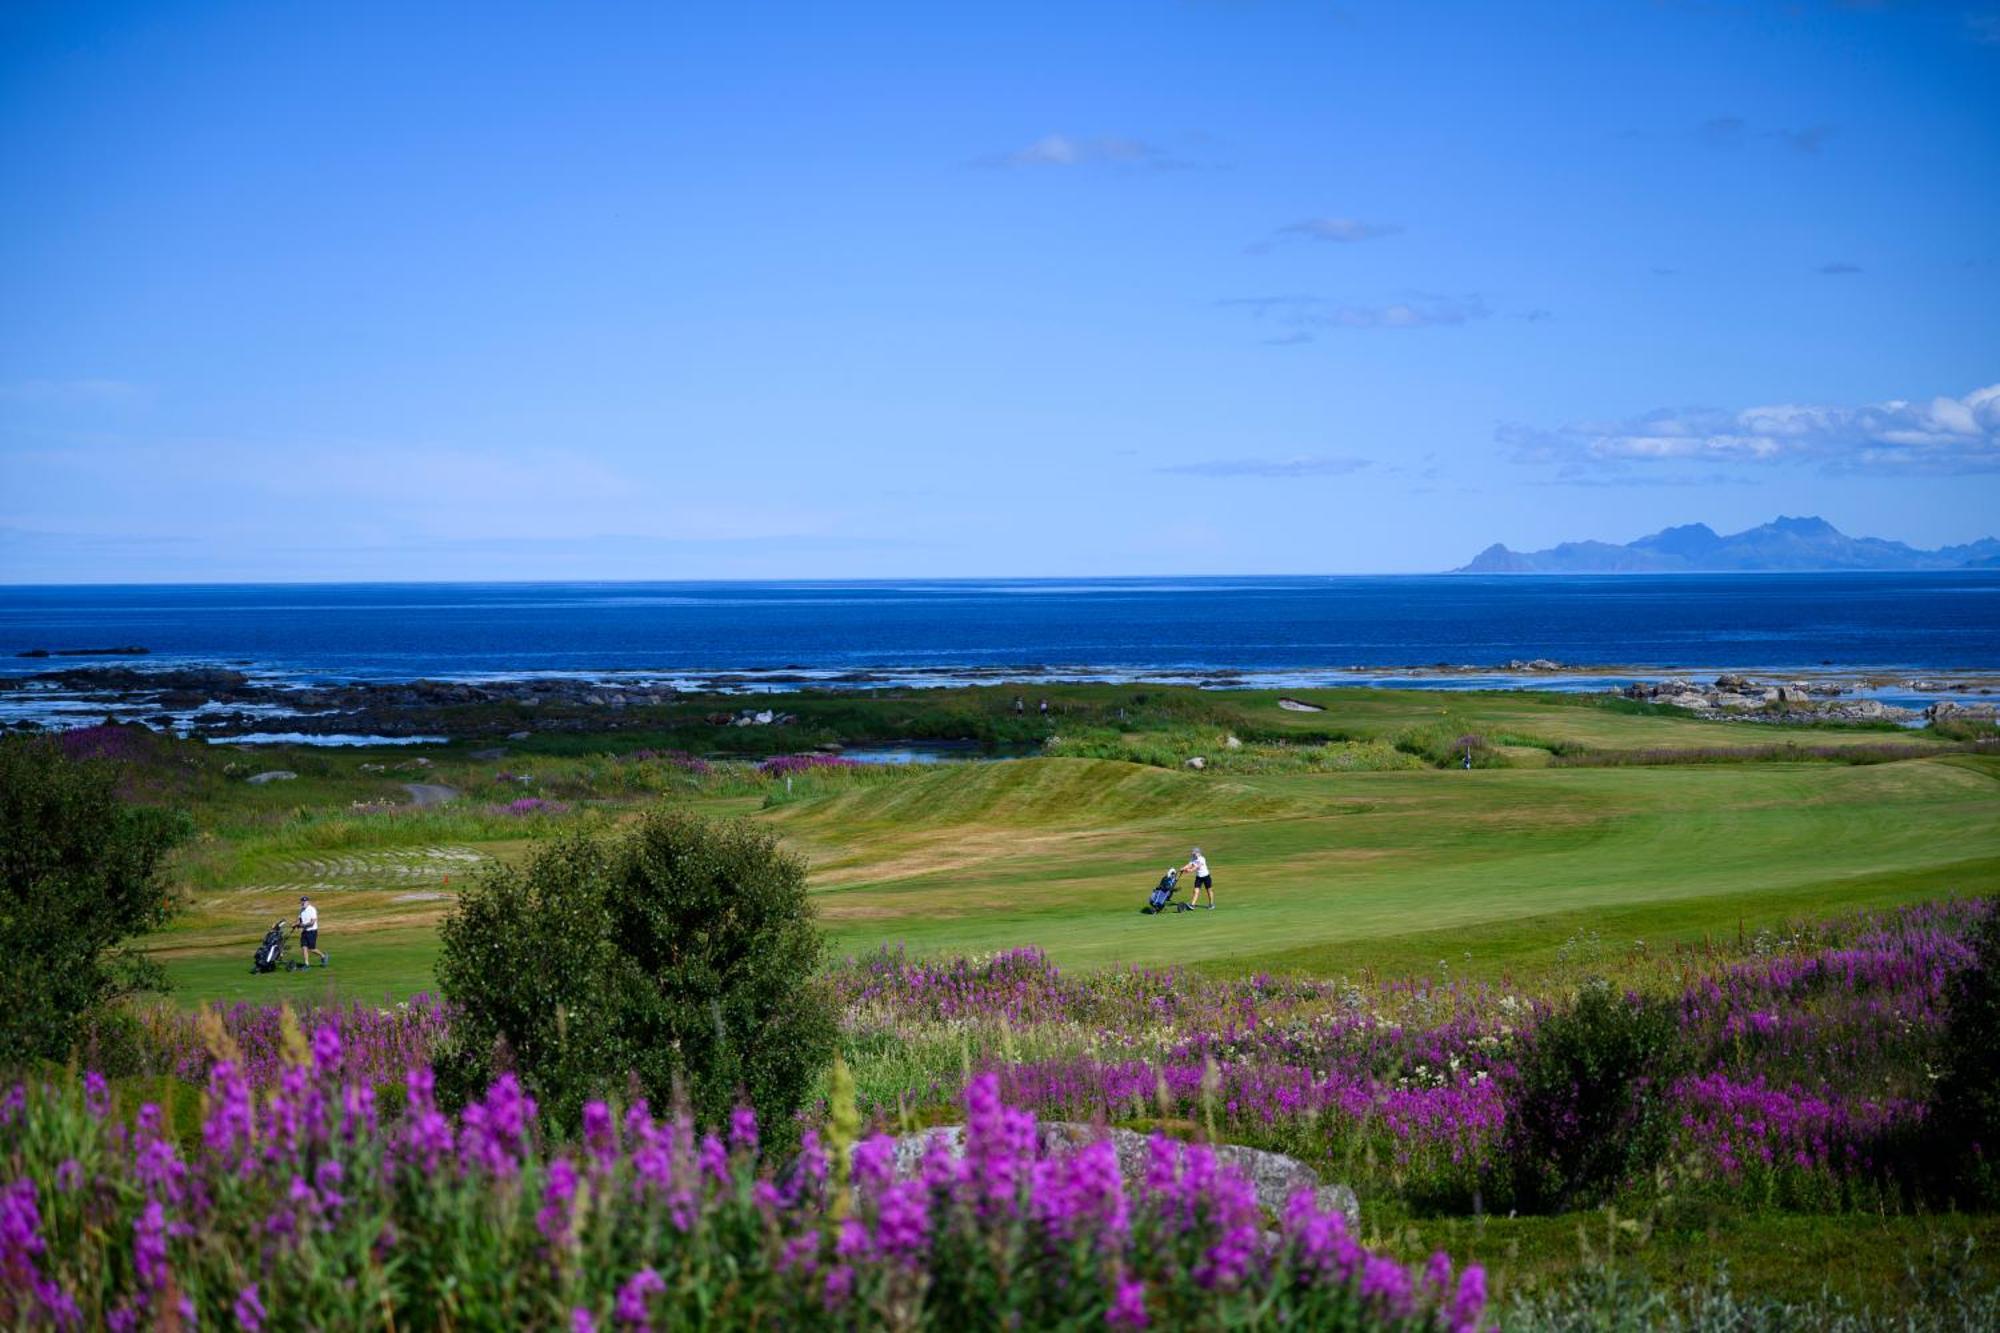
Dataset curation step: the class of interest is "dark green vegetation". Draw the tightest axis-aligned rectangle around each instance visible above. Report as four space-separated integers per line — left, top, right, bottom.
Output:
0 734 187 1065
436 809 835 1128
1503 981 1687 1213
1935 905 2000 1206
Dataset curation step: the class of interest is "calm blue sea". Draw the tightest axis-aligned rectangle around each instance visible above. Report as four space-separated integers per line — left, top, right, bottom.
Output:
2 573 1996 684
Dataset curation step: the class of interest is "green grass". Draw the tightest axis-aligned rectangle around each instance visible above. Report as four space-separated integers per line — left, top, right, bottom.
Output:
779 753 2000 974
122 684 1993 1004
143 720 2000 1003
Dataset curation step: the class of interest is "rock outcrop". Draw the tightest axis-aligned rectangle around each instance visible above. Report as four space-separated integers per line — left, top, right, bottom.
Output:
874 1122 1360 1227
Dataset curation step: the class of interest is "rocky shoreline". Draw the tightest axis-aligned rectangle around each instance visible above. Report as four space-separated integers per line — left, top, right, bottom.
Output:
1615 673 1998 726
0 660 1994 743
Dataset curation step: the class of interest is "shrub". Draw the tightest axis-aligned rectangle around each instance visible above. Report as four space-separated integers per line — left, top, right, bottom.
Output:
0 736 188 1069
1502 979 1686 1211
1931 898 2000 1205
435 808 835 1129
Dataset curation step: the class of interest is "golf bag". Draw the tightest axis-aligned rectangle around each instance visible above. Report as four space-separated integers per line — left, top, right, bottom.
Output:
251 923 292 974
1141 867 1189 915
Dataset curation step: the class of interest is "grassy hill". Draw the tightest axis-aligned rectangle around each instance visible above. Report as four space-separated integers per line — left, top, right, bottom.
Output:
134 681 1998 1003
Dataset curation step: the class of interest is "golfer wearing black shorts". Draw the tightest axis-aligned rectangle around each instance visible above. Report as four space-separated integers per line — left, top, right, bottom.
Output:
297 895 326 967
1183 847 1214 910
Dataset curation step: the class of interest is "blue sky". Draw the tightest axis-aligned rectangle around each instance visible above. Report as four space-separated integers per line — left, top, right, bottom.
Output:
2 0 1996 581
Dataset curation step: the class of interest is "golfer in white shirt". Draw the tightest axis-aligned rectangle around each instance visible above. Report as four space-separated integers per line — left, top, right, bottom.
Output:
297 895 327 968
1182 847 1214 910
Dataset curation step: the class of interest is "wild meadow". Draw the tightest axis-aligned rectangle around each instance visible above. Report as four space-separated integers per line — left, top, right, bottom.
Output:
19 895 1997 1328
7 690 2000 1326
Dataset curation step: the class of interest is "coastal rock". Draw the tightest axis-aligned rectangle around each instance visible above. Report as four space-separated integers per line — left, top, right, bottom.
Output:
246 770 297 785
876 1124 1359 1227
1928 701 1999 724
1184 756 1206 770
1223 734 1243 750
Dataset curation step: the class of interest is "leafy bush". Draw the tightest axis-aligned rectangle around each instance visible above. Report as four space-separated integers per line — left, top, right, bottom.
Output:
0 736 188 1069
1930 898 2000 1205
435 808 835 1129
1503 980 1686 1212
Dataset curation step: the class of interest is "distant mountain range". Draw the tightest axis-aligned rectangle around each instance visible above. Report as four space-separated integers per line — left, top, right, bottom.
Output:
1456 516 2000 574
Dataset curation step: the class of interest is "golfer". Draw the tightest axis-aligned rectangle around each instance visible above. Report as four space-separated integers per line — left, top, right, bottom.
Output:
297 895 327 968
1182 847 1214 910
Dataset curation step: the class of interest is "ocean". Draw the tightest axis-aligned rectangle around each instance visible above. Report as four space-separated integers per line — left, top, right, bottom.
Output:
3 573 1996 687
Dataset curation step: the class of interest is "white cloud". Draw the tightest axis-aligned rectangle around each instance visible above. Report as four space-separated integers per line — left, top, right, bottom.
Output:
1502 383 2000 474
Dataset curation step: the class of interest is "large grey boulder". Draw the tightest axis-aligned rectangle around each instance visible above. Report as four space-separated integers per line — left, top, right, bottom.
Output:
246 770 297 785
871 1122 1359 1227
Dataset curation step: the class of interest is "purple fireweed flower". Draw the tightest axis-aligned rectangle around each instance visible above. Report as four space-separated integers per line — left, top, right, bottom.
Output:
699 1133 730 1186
777 1233 820 1275
34 1279 82 1329
540 1157 581 1246
583 1100 618 1168
202 1061 254 1168
729 1105 758 1153
1107 1276 1149 1330
0 1179 47 1284
572 1310 598 1333
53 1159 82 1194
314 1158 347 1219
616 1267 666 1328
460 1073 537 1176
794 1129 829 1200
822 1264 856 1309
1360 1253 1415 1317
132 1201 169 1292
874 1180 931 1258
312 1023 343 1074
852 1134 896 1190
83 1071 110 1119
234 1283 267 1332
759 753 860 777
1452 1265 1488 1333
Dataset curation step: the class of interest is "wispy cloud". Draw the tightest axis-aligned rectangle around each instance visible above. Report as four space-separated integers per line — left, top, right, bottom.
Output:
974 134 1196 170
1157 455 1372 478
1967 10 2000 44
1246 217 1403 254
1693 115 1835 153
1817 261 1862 275
1222 293 1490 337
1501 382 2000 475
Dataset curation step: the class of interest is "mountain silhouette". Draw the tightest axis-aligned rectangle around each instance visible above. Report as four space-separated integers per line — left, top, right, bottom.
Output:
1456 517 2000 573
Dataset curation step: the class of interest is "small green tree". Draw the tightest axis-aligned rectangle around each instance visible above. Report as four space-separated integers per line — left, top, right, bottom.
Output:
0 736 187 1068
436 808 836 1129
1502 979 1686 1212
1933 900 2000 1206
